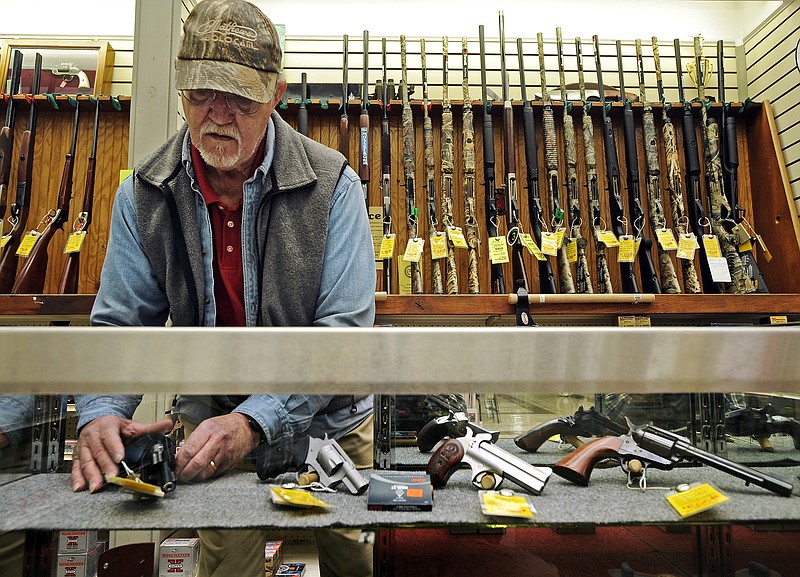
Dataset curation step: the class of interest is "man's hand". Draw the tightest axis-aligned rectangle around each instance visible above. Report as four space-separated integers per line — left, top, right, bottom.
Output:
71 416 173 493
175 413 260 483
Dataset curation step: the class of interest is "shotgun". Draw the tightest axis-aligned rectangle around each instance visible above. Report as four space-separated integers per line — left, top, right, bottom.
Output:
0 50 24 233
339 34 350 160
462 37 481 294
13 98 81 294
359 30 370 211
421 38 443 294
0 53 42 292
440 37 459 294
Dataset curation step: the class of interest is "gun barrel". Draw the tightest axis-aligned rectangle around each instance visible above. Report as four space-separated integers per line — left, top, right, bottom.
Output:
465 435 551 494
635 425 794 497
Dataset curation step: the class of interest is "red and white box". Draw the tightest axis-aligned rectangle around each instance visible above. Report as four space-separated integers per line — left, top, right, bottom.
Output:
159 537 200 577
57 530 98 555
55 546 100 577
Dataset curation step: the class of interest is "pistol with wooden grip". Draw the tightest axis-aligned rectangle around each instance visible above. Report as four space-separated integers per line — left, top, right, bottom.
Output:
257 434 368 495
426 431 552 495
514 405 627 453
417 411 499 452
552 422 794 497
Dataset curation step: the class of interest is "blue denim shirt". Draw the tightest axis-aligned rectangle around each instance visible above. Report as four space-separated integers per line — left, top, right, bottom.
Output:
76 117 375 444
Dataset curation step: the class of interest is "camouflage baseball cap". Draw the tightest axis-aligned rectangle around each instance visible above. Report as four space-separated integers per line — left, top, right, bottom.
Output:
175 0 282 104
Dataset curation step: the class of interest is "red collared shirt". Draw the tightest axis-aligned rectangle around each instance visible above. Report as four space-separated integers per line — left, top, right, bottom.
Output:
190 140 265 326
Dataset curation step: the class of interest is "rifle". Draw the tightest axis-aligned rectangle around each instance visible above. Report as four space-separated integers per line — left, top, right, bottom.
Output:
717 40 767 292
518 39 556 294
359 31 370 211
593 36 638 294
400 35 423 294
558 29 592 294
12 98 80 294
427 429 552 495
725 405 800 451
552 421 795 497
421 38 443 294
380 38 393 294
59 97 100 294
297 72 308 136
0 51 24 234
675 39 718 293
462 37 481 294
514 405 628 453
499 14 528 293
691 36 754 294
417 411 499 452
616 40 660 294
652 37 701 294
479 25 506 294
635 38 680 293
539 32 575 294
440 37 459 294
339 34 350 160
0 53 42 292
577 38 613 294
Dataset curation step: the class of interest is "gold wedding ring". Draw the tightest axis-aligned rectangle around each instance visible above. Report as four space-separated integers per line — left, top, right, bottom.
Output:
209 459 218 472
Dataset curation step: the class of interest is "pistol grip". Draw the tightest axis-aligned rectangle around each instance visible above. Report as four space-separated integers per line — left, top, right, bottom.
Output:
426 438 465 489
552 436 624 486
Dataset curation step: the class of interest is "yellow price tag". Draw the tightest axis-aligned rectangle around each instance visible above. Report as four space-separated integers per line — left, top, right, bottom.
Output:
447 226 468 249
479 490 535 520
270 486 333 509
16 231 40 257
566 238 577 263
402 238 425 263
599 230 619 248
618 235 636 263
520 233 546 261
488 236 509 264
0 235 10 249
702 234 722 258
64 231 87 254
378 234 396 259
656 228 678 251
677 234 697 260
554 228 565 249
666 483 729 518
541 232 559 256
430 232 447 260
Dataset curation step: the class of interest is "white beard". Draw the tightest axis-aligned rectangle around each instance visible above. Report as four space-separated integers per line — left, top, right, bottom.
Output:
195 120 256 170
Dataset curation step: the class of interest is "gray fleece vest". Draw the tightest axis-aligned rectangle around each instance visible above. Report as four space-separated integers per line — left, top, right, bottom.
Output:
132 111 347 327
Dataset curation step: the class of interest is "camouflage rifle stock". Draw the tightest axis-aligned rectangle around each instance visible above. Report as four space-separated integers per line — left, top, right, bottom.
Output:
577 38 613 294
692 36 754 294
462 37 481 294
421 38 443 294
440 37 459 294
401 35 424 294
557 29 592 294
635 38 680 293
539 32 575 294
652 37 701 294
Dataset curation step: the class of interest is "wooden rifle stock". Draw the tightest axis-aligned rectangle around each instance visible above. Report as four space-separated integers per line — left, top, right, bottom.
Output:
0 53 42 292
59 97 100 294
0 50 24 226
13 99 80 294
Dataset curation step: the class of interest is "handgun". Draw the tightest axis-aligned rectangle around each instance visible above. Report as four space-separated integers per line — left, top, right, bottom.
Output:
417 411 499 452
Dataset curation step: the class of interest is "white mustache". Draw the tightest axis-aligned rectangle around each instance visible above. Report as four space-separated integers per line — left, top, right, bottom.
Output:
199 120 241 144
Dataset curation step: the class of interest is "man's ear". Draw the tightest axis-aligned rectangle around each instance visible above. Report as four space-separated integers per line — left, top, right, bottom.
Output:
272 79 288 105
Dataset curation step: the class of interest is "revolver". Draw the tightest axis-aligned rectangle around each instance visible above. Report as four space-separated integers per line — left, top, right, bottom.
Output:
426 430 552 495
417 411 499 452
257 434 368 495
122 433 177 494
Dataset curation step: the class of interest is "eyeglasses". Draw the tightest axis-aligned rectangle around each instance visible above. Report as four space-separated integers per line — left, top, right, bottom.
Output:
180 89 261 116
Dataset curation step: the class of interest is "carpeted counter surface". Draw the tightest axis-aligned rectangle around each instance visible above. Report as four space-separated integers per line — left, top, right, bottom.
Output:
1 460 798 532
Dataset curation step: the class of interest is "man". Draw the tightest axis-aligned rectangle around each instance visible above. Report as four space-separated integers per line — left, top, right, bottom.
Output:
71 1 376 576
